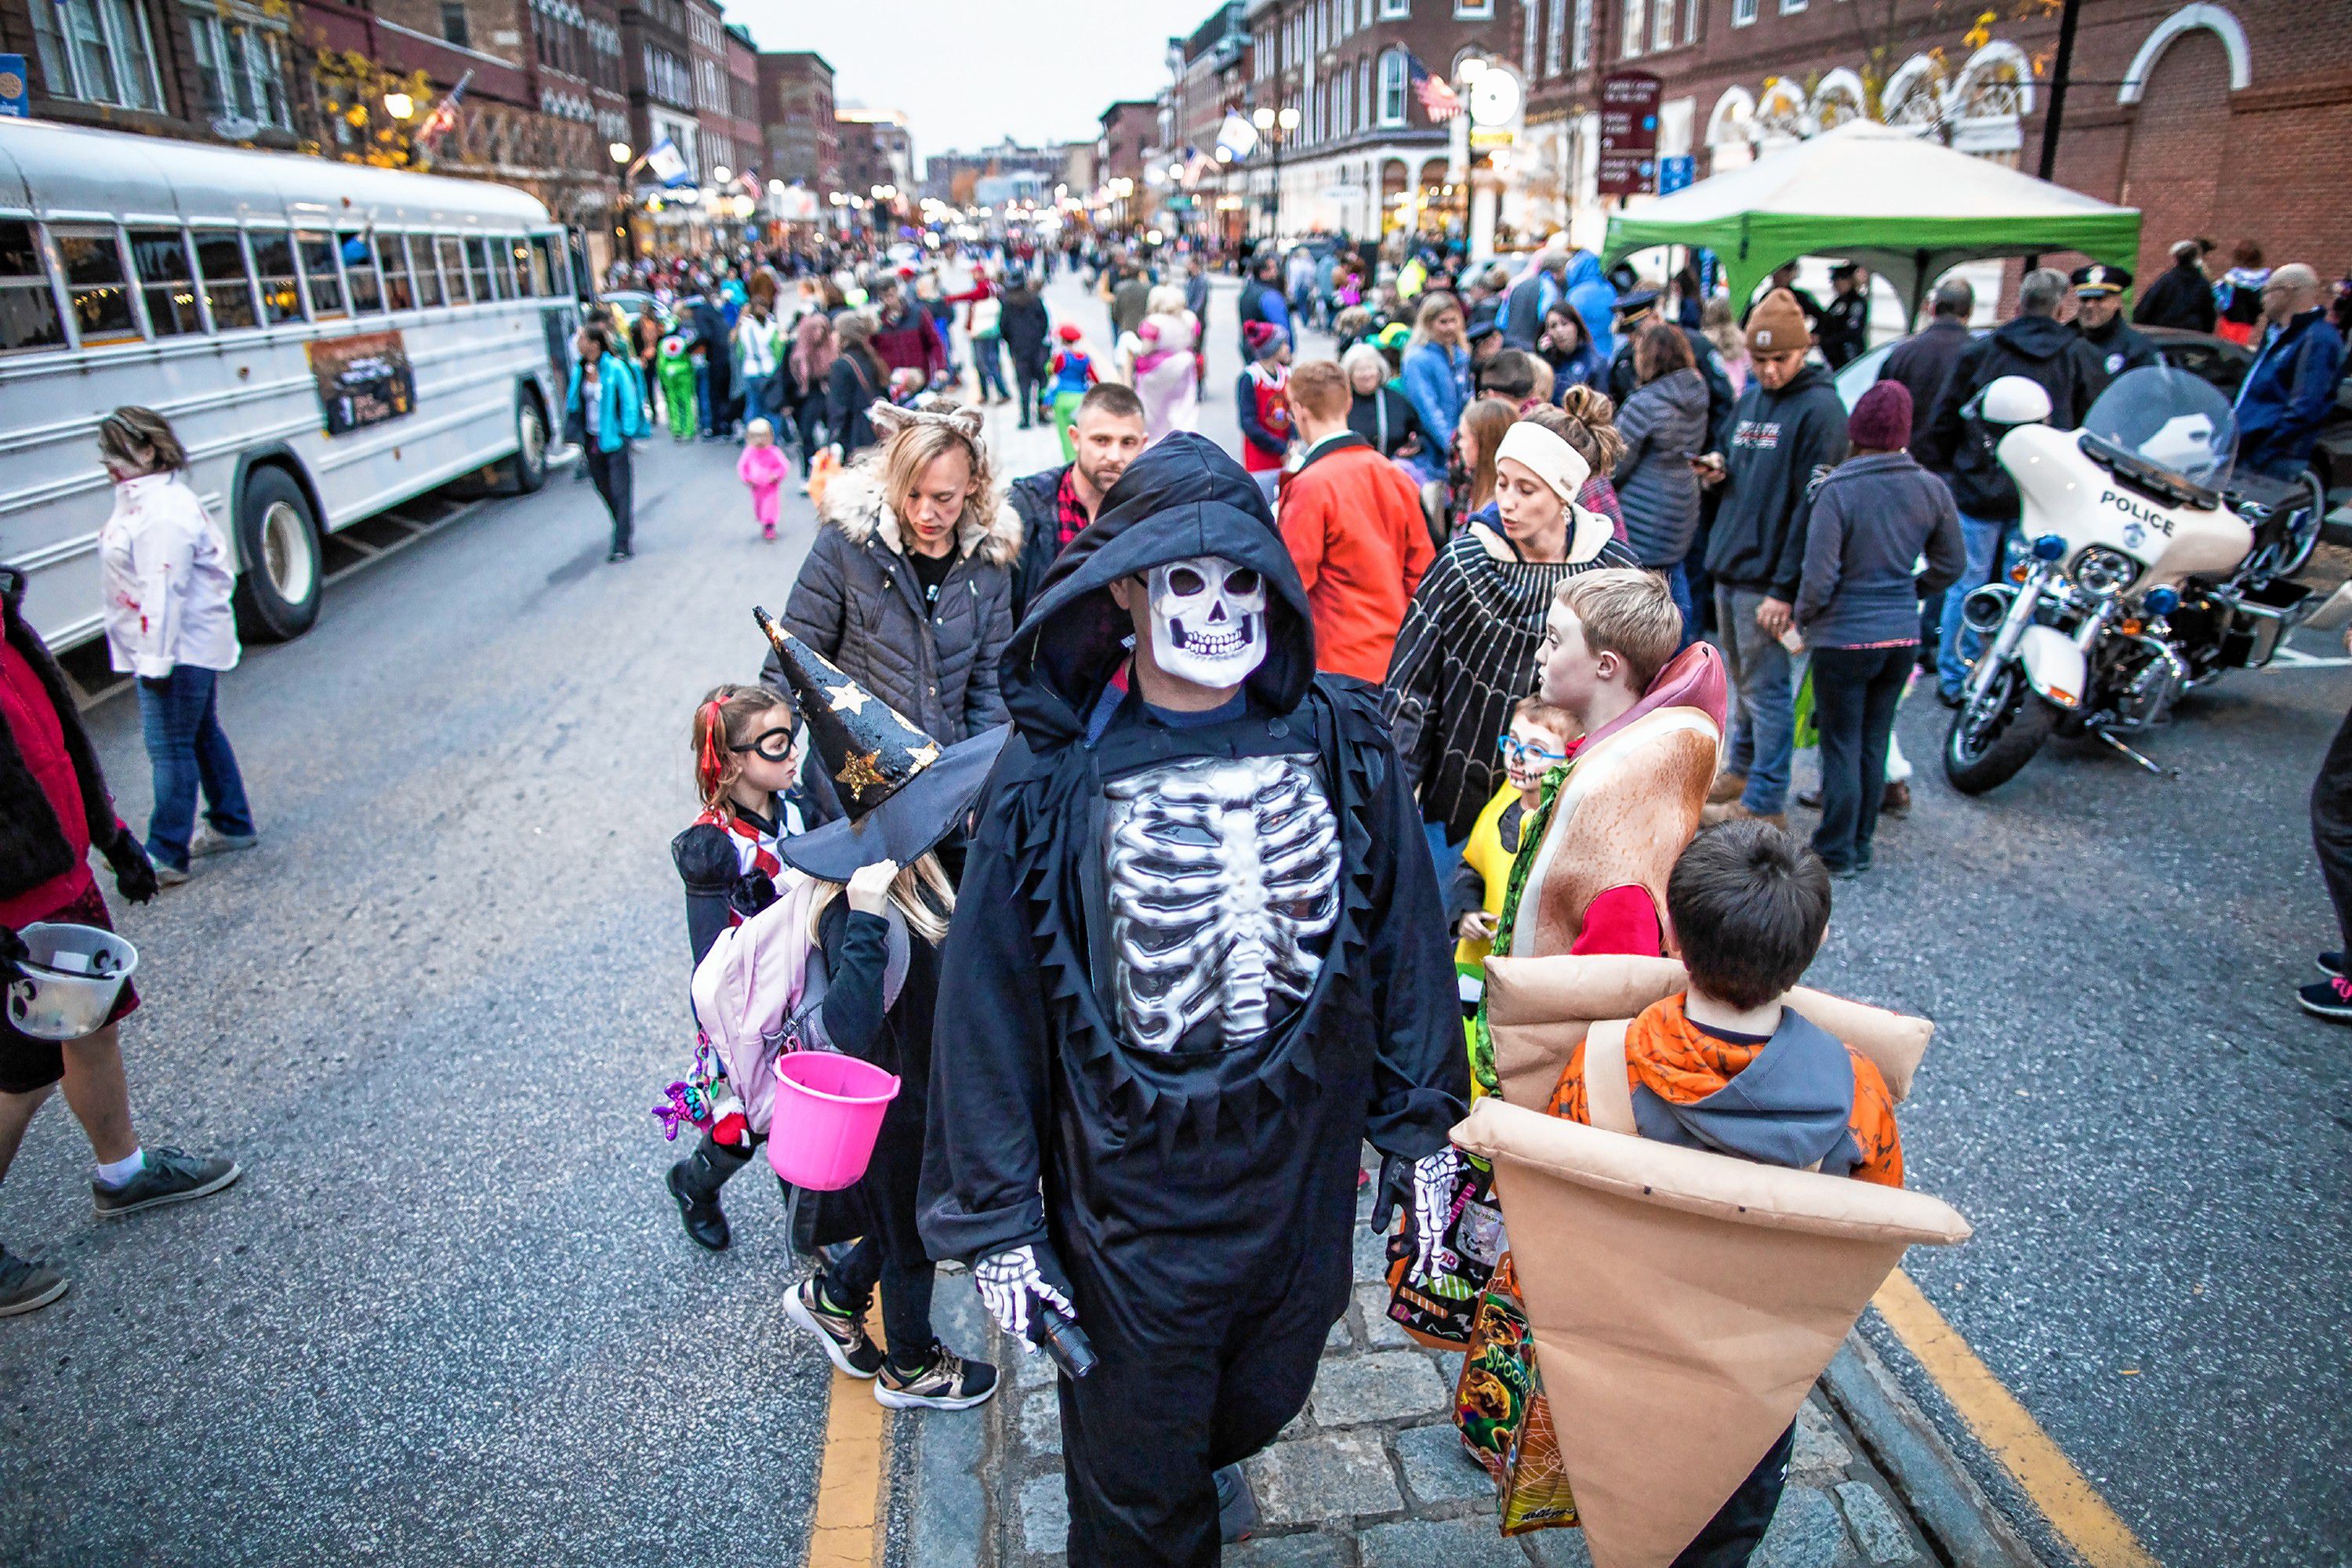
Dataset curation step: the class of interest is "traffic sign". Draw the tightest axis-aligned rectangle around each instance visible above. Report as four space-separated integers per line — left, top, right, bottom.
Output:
1659 154 1696 194
0 56 24 120
1599 71 1662 196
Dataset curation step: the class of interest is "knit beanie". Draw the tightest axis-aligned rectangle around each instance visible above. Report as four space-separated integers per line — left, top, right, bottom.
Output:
1245 320 1290 360
1494 419 1592 504
1846 380 1912 450
1745 288 1812 354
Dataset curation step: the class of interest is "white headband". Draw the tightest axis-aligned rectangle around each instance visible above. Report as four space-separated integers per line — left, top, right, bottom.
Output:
1494 420 1592 505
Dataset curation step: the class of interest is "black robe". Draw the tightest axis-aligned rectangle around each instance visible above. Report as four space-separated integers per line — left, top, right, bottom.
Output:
920 433 1467 1566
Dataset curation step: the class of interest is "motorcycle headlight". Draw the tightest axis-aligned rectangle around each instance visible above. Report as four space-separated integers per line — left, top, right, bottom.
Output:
2071 546 2140 597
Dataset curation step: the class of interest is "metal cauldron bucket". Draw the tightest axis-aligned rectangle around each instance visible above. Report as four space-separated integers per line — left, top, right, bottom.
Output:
6 923 138 1041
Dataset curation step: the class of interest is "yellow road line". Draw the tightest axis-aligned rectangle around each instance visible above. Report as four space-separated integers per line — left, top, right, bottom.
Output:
1873 1269 2160 1568
804 1308 891 1568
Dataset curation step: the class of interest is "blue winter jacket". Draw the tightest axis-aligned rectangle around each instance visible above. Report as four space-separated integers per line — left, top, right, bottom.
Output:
566 350 647 452
1401 340 1470 468
2234 309 2346 479
1565 251 1619 363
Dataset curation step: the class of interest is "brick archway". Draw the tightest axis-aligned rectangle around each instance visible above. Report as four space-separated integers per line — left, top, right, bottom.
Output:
2118 24 2233 274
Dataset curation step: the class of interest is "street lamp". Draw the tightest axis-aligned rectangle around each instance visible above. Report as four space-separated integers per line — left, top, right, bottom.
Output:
712 165 732 185
383 90 414 121
1250 104 1301 245
608 140 630 164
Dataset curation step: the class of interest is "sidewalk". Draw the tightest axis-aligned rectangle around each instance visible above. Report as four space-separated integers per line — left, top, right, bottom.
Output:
902 1161 2023 1568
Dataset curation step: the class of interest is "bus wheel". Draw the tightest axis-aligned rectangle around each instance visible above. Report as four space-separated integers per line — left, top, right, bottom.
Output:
508 396 548 495
232 466 322 641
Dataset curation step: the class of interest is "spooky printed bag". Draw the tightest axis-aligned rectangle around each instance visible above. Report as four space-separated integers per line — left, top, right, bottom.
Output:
1453 1255 1580 1536
1385 1153 1506 1347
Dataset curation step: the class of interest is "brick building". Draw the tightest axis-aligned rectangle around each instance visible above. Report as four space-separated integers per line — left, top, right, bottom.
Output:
1164 2 1254 244
2 0 293 146
1513 0 2350 288
722 24 758 174
1096 97 1157 228
757 50 837 191
837 106 915 197
1236 0 1512 241
617 0 698 179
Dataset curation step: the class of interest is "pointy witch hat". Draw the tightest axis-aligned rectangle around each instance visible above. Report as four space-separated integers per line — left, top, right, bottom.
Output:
753 606 1009 882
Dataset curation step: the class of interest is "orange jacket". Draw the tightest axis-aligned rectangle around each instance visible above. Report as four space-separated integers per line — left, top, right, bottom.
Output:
1278 434 1435 683
1547 993 1903 1186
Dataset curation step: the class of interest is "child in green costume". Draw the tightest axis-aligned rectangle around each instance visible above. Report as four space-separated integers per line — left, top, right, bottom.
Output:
657 333 698 441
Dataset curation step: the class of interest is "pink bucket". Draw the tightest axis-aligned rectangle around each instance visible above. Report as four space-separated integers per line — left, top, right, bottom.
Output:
765 1052 900 1190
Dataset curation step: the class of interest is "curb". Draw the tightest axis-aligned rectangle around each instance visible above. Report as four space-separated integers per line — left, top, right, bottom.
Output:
1821 1334 2045 1568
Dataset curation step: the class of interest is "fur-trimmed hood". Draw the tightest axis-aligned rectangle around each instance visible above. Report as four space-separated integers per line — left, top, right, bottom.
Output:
817 460 1025 569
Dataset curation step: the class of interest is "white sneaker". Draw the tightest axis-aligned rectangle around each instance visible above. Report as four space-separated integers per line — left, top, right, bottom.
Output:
190 825 258 859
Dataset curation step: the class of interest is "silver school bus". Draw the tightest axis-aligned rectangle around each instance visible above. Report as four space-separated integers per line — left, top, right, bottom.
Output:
0 116 583 652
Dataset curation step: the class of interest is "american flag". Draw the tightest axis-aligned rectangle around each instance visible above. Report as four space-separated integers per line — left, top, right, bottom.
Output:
413 69 472 148
1406 55 1461 122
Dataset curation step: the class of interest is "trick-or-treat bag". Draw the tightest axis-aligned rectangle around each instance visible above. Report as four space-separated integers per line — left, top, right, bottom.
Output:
1385 1154 1506 1348
1453 1255 1579 1536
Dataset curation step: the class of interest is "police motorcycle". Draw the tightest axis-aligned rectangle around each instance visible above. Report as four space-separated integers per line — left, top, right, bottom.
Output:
1944 365 2327 793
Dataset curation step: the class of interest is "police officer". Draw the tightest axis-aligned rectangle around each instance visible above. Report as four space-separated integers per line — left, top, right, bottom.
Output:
2071 264 2158 390
1818 262 1871 370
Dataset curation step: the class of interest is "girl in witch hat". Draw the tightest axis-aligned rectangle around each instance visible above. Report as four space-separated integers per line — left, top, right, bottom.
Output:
759 611 1012 1411
664 682 809 1250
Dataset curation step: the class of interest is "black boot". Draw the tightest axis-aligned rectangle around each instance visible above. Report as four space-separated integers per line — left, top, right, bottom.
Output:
666 1134 751 1250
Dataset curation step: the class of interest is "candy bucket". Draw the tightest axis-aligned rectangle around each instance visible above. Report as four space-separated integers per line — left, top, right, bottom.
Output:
7 923 138 1042
765 1052 899 1191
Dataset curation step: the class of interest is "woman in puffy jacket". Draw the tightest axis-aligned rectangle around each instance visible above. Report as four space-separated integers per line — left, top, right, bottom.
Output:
765 401 1021 753
1610 324 1711 640
95 408 257 884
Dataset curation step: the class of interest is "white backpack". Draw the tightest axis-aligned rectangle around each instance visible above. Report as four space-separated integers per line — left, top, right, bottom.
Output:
688 871 909 1138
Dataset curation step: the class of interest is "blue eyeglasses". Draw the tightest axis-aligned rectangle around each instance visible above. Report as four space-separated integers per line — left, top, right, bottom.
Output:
1498 734 1569 767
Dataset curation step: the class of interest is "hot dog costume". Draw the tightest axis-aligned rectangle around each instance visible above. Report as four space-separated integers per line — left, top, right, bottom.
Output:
920 434 1469 1566
1470 642 1726 1094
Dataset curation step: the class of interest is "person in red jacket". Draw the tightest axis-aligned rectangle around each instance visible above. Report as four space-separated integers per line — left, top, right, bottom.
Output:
869 279 948 386
1276 359 1434 683
0 566 240 1316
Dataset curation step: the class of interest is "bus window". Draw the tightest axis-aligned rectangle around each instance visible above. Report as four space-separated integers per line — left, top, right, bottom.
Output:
529 234 562 298
51 227 140 345
379 234 414 310
339 230 382 312
249 231 303 324
412 235 445 307
126 227 203 337
0 220 66 353
191 229 260 329
466 236 495 301
507 238 537 297
437 235 469 303
296 230 347 318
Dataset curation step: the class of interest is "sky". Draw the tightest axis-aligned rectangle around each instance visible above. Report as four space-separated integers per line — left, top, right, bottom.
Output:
726 0 1213 164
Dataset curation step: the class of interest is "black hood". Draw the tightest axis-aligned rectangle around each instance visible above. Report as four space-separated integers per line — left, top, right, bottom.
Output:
1002 431 1317 746
1991 314 2080 362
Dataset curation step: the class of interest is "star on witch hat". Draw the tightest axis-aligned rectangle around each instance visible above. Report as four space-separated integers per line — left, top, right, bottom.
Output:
752 606 1010 882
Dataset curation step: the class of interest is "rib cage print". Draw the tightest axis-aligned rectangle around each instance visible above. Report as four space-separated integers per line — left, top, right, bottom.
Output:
1102 754 1341 1052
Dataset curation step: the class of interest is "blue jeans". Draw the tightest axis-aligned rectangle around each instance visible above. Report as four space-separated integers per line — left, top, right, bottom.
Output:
1715 585 1795 815
971 335 1007 401
136 665 254 871
1936 511 2011 699
693 363 711 436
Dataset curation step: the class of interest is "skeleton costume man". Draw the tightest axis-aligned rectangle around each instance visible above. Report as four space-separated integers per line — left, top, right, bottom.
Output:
922 434 1469 1567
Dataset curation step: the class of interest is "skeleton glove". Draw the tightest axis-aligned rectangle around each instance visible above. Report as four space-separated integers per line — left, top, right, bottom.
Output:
1373 1147 1470 1286
974 1242 1079 1349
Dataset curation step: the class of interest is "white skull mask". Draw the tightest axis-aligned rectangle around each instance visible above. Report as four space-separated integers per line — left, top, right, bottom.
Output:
1146 557 1269 688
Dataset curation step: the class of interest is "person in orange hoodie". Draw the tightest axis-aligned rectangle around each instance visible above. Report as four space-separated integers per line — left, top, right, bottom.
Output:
1276 359 1435 683
1542 816 1900 1566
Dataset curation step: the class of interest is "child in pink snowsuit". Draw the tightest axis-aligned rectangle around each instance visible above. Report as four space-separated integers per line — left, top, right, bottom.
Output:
738 418 789 541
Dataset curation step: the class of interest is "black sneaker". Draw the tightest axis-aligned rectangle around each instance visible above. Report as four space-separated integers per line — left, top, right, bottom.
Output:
2299 977 2352 1022
782 1275 884 1379
92 1148 241 1218
0 1247 67 1317
873 1344 997 1410
1215 1462 1259 1543
2321 952 2345 979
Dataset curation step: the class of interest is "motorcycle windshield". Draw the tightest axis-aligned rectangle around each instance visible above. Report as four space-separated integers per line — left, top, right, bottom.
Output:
2080 365 2240 492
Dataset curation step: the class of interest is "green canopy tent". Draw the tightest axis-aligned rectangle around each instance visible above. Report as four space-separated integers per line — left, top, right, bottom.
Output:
1602 120 2141 325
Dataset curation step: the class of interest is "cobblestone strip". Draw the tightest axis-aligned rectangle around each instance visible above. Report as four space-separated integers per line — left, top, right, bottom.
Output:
935 1172 1956 1568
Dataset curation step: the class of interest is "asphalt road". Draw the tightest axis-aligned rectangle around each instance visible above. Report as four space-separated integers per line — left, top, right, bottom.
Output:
2 268 2343 1566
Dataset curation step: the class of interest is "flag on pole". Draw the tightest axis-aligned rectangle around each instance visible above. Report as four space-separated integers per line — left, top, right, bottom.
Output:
1216 111 1258 162
1406 54 1461 122
412 68 472 148
644 137 692 188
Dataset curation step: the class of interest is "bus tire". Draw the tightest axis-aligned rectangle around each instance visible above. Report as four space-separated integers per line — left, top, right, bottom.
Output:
232 465 323 642
507 393 548 495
